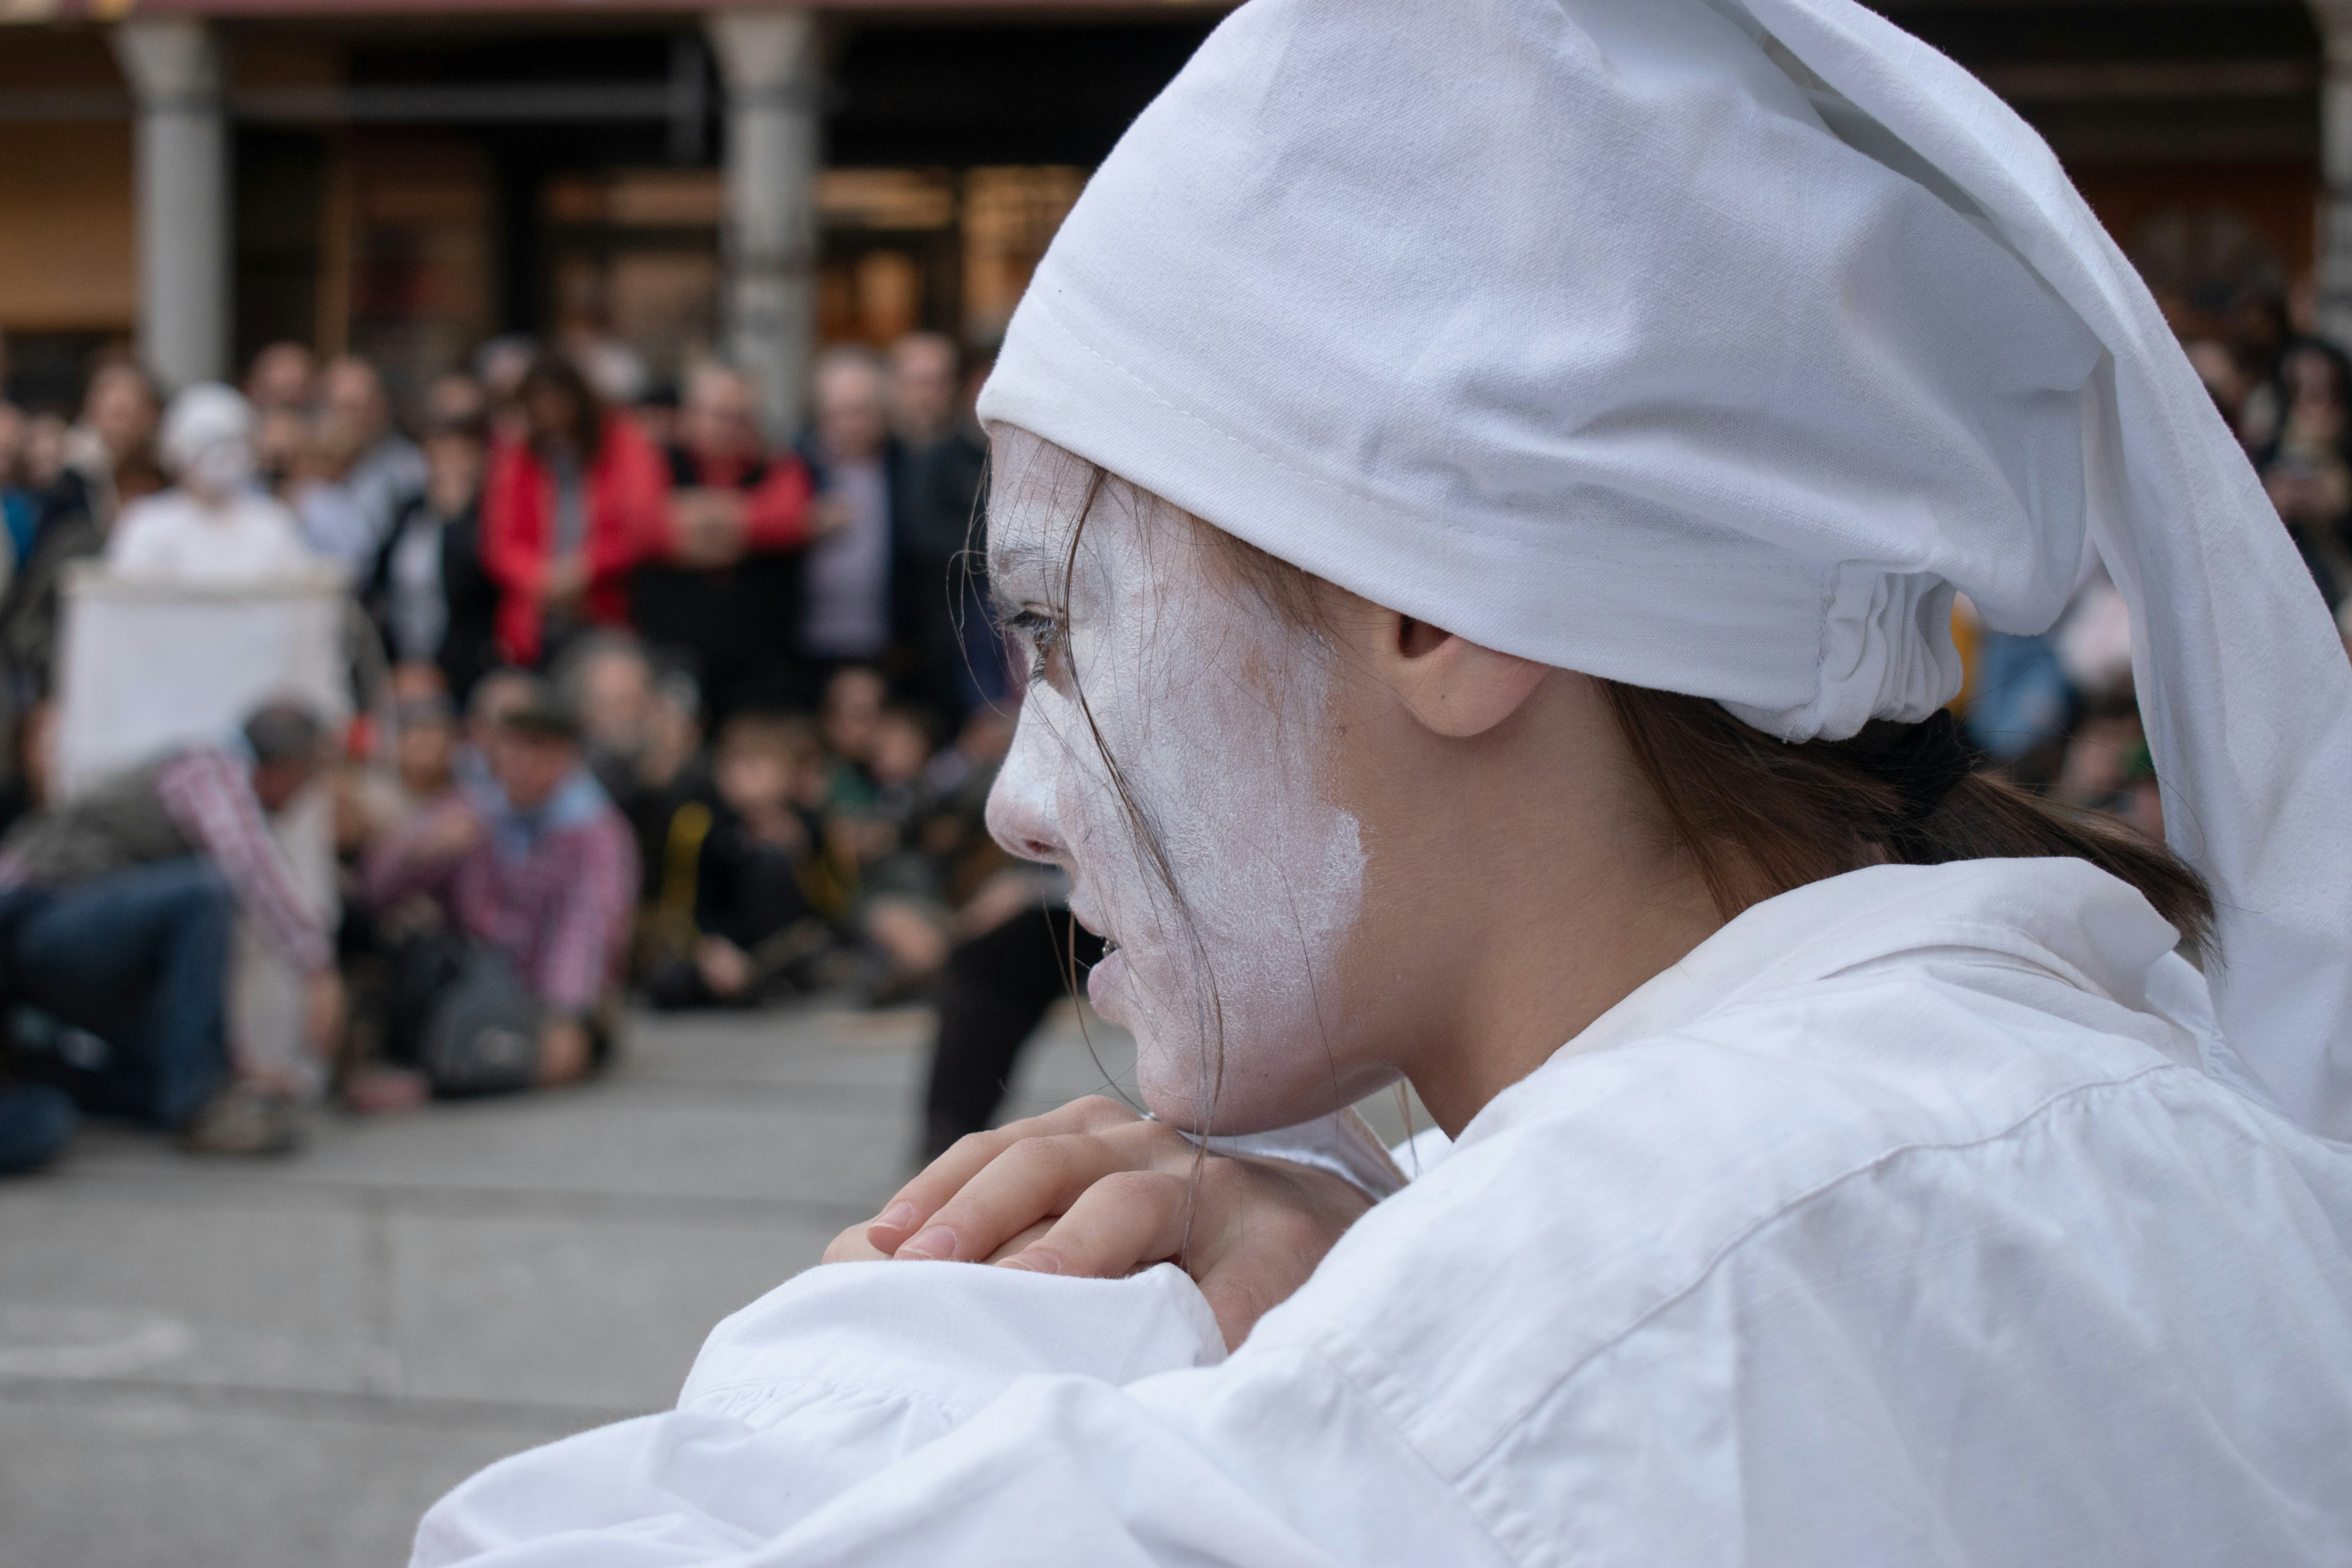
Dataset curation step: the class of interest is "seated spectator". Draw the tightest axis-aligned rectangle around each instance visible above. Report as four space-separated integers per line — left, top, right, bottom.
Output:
453 666 537 807
0 701 339 1155
351 693 464 839
363 412 499 704
559 630 658 792
633 362 815 718
358 682 637 1088
109 385 312 583
316 355 428 573
481 354 669 669
643 712 828 1010
817 663 888 813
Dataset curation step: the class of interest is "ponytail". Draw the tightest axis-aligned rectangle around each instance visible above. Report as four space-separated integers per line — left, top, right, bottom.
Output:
1605 684 2215 947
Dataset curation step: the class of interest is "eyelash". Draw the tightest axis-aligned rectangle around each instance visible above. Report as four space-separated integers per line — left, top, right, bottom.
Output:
1006 609 1066 686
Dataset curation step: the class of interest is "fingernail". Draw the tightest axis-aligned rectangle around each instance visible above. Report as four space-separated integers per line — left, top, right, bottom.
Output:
998 1251 1060 1275
898 1227 957 1261
867 1202 918 1242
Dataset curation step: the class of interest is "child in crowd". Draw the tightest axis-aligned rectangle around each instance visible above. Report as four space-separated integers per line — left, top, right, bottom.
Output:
642 712 828 1009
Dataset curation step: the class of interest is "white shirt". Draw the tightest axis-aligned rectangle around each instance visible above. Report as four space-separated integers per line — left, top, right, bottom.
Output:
109 489 314 584
414 858 2352 1566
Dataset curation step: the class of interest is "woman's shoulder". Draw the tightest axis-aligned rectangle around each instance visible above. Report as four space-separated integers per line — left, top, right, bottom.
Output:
1251 956 2352 1498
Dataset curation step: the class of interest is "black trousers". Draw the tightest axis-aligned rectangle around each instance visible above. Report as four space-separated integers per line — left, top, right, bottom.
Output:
920 906 1104 1161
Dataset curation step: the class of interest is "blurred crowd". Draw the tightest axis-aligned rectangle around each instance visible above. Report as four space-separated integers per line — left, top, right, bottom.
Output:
0 328 1049 1170
0 288 2341 1176
1956 288 2352 845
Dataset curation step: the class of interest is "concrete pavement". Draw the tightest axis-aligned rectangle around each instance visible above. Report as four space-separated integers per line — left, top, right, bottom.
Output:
0 1000 1140 1568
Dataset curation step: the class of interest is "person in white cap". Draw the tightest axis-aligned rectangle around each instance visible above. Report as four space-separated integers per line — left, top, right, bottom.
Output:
412 1 2352 1562
110 383 313 583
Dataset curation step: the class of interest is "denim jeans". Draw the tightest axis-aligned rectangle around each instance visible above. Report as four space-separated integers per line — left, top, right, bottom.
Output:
0 1083 76 1174
10 858 235 1129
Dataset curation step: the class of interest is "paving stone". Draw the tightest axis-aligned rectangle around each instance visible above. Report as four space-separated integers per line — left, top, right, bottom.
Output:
0 997 1412 1567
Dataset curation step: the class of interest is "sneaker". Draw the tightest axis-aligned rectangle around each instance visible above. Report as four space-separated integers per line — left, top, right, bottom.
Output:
181 1085 304 1158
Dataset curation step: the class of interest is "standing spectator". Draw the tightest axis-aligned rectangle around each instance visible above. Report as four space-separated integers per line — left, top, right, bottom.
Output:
283 409 371 564
642 712 826 1010
108 385 311 583
424 371 487 428
0 441 161 770
888 333 1000 715
53 360 159 537
363 413 500 703
244 341 318 416
0 400 37 576
475 336 537 447
634 362 815 718
312 356 426 571
799 349 902 695
480 354 668 668
2258 338 2352 609
358 684 637 1088
0 701 339 1155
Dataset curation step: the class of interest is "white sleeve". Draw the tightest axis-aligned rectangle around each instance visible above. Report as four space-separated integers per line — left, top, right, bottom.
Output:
413 1261 1506 1568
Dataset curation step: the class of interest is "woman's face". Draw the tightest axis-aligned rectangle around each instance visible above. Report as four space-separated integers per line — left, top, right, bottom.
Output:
984 429 1372 1133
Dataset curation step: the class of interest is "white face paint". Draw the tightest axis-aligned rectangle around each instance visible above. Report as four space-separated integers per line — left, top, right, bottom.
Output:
984 430 1367 1133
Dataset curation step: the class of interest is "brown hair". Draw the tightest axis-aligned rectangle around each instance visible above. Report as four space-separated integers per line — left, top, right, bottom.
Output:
519 352 603 462
1604 684 2213 945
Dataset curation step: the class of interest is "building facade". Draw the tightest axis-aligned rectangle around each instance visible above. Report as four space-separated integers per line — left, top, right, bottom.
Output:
0 0 2341 431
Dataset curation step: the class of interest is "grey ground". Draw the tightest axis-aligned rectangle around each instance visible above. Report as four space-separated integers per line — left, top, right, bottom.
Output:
0 1001 1159 1568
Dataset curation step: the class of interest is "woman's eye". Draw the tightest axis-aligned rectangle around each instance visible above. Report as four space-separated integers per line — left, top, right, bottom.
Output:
1007 610 1068 687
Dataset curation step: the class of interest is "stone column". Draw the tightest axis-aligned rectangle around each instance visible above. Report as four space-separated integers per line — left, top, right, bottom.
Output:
707 9 821 441
114 18 230 391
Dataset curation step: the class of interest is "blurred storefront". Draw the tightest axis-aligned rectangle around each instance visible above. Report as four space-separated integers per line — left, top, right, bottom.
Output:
0 0 1212 430
0 0 2342 431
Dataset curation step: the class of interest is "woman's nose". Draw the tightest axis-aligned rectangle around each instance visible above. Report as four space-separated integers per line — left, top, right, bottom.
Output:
985 720 1063 864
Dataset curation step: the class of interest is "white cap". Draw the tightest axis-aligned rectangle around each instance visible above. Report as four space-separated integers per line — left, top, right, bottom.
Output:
979 0 2352 1138
158 382 254 477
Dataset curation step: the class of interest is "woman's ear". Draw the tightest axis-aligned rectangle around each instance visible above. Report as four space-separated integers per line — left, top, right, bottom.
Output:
1374 612 1548 737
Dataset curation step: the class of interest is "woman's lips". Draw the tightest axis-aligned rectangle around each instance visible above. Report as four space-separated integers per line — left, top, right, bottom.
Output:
1086 939 1125 1014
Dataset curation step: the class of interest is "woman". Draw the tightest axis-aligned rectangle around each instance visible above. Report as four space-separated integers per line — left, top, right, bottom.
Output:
363 413 502 705
480 354 668 669
417 1 2352 1562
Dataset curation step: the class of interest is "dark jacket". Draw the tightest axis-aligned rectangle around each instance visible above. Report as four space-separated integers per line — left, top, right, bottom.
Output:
362 493 502 704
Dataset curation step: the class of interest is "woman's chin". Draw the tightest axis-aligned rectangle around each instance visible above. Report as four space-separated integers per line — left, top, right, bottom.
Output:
1085 946 1131 1025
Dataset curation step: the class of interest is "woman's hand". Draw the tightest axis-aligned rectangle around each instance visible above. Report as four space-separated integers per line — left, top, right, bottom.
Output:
823 1097 1376 1349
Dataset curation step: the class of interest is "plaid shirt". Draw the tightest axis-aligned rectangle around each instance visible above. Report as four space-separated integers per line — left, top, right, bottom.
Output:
152 750 334 973
0 747 331 973
361 784 637 1016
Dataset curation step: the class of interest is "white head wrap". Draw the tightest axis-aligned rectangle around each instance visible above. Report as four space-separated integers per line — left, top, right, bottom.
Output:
978 0 2352 1139
159 382 255 485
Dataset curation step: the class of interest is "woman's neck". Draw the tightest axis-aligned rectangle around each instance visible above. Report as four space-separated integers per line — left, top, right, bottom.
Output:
1347 672 1727 1137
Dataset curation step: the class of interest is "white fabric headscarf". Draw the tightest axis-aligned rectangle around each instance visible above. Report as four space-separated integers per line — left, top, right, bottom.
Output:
976 0 2352 1141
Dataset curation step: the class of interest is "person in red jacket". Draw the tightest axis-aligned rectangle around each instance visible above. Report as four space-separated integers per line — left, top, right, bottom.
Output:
631 363 817 718
481 354 669 668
